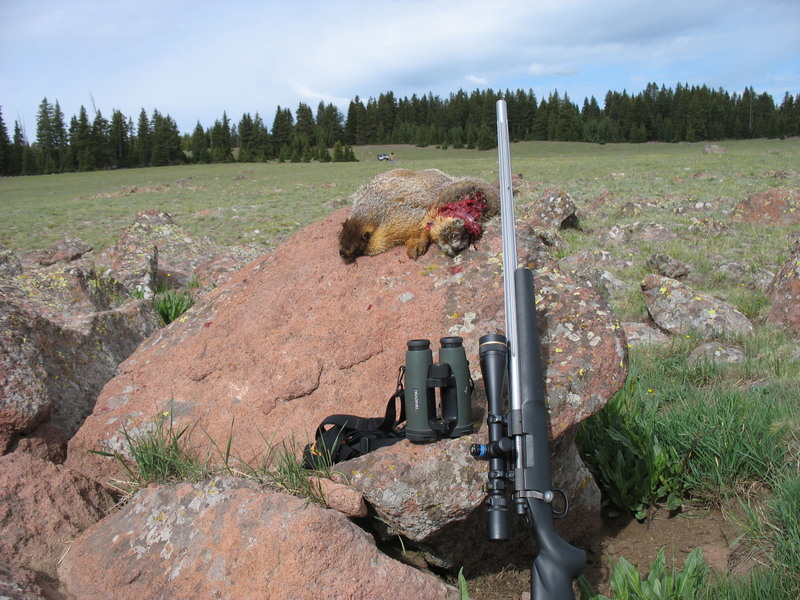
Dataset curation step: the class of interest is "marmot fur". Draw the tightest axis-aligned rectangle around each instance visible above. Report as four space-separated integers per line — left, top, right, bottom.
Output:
338 169 499 264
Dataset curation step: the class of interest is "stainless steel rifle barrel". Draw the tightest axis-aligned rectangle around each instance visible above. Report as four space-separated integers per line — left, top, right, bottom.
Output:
496 99 526 493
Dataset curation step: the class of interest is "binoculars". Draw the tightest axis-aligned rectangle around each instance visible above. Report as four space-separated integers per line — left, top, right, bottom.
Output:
403 336 474 442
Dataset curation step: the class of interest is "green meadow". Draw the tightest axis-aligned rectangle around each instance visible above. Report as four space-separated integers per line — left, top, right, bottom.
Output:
2 138 797 257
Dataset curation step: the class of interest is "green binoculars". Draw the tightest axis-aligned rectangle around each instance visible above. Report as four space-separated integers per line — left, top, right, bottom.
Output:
403 337 474 443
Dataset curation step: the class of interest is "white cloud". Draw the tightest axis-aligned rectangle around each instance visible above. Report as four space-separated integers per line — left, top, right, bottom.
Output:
466 75 489 86
528 63 579 77
290 83 352 109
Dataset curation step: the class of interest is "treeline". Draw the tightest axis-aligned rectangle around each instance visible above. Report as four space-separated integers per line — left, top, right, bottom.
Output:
1 83 798 176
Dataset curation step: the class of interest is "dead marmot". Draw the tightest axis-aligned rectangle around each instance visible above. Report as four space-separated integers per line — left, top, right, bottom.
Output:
338 169 499 264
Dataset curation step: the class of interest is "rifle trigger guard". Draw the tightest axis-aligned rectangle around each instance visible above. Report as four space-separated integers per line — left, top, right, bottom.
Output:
519 487 570 518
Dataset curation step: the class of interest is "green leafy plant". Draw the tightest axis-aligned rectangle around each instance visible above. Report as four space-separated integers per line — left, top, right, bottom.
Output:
457 567 469 600
577 369 684 519
154 288 195 324
579 547 707 600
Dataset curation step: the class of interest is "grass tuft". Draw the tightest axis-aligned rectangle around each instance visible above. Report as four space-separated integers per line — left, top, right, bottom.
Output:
92 405 335 507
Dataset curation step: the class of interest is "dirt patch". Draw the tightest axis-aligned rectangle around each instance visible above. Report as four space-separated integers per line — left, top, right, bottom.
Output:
467 503 755 599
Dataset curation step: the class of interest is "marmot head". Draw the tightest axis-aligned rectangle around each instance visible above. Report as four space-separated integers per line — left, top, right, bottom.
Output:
430 217 473 257
339 217 373 264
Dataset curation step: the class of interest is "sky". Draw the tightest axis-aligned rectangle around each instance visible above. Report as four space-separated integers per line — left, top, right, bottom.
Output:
1 0 799 139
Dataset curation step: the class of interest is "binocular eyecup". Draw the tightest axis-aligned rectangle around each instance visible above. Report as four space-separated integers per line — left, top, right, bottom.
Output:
404 337 474 443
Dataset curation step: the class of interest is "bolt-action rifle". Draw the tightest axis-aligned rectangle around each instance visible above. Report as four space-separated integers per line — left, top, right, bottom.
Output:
470 100 586 600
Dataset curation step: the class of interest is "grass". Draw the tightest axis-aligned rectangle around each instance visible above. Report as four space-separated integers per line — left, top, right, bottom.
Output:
154 287 195 324
577 324 800 599
89 405 214 498
7 138 799 597
92 404 336 507
2 139 798 258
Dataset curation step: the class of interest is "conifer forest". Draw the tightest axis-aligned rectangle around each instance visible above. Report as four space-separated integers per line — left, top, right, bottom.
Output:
1 83 798 177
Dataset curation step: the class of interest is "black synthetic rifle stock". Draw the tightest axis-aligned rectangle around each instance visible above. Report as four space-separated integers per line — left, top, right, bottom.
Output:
471 100 586 600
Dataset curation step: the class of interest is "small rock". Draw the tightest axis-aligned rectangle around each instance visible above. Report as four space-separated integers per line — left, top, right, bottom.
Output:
622 322 671 347
766 240 800 337
733 189 800 227
647 254 690 279
522 188 579 229
640 275 753 339
307 476 368 517
703 144 725 154
687 343 746 366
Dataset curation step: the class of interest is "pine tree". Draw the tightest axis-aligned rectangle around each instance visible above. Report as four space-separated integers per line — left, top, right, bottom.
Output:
190 122 210 163
344 98 361 145
295 103 315 143
92 110 111 169
109 109 130 168
332 140 345 162
210 112 234 163
151 110 184 165
53 101 68 171
0 108 11 176
35 98 58 173
11 121 26 176
237 113 255 162
72 106 95 171
133 109 152 167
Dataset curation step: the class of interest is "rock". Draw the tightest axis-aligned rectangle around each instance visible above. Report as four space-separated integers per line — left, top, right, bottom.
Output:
0 296 50 454
66 209 627 546
620 201 643 217
100 209 263 297
40 237 93 266
605 222 677 245
703 144 725 154
687 217 734 237
522 188 579 229
622 322 671 347
0 453 116 579
412 433 598 573
492 173 526 196
58 477 458 600
0 244 23 278
11 262 130 321
687 343 746 366
351 431 601 570
559 250 629 298
647 254 690 279
638 223 679 243
307 476 368 517
0 560 46 600
0 272 162 450
732 188 800 227
18 237 93 269
717 261 775 291
9 423 67 464
766 240 800 337
345 437 486 542
640 275 754 339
